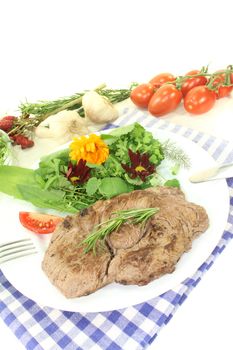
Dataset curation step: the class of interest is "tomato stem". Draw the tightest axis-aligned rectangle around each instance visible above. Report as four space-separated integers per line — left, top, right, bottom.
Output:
167 65 233 91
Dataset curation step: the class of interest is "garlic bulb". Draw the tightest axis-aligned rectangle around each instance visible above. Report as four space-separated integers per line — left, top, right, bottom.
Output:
35 110 89 143
82 91 119 124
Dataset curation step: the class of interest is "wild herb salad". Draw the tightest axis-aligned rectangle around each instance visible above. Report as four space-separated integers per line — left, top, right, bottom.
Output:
0 123 190 213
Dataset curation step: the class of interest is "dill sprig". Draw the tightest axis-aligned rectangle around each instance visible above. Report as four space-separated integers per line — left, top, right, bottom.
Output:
80 207 159 254
161 139 191 169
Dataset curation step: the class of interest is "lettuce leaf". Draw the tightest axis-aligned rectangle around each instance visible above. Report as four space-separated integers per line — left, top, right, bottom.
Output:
0 165 37 199
99 177 133 198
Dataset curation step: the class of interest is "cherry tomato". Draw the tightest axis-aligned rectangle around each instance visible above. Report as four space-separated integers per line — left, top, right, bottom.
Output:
231 73 233 84
149 73 176 88
181 70 207 97
19 212 63 234
217 85 233 98
148 84 182 117
130 83 155 108
184 86 216 115
211 71 233 99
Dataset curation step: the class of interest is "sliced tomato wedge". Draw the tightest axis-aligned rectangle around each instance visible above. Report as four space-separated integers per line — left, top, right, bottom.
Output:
19 212 63 234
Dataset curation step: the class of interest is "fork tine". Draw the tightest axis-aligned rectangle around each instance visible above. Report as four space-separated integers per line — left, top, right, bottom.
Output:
0 246 37 259
0 242 34 254
0 238 32 249
0 238 37 264
0 250 37 264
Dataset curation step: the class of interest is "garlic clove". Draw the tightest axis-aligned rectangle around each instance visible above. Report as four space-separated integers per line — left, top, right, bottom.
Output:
35 124 57 138
35 110 89 140
82 91 119 124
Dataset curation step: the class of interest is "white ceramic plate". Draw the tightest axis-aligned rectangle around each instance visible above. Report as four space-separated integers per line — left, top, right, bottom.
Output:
0 128 229 312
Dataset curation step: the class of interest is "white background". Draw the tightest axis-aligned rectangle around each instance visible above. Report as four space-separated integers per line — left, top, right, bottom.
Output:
0 0 233 349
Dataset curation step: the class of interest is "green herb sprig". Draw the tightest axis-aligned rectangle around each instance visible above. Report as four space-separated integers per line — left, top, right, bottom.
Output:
80 207 159 254
17 84 133 137
161 139 191 169
0 132 11 166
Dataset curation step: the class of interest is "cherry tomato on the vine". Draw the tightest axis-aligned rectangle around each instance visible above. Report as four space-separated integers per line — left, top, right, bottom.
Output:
211 71 233 99
181 70 207 97
130 83 155 108
149 73 175 88
148 84 182 117
217 85 233 98
184 86 216 115
231 73 233 84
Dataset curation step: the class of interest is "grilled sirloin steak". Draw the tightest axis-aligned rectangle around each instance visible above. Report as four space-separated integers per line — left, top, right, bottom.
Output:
42 187 209 298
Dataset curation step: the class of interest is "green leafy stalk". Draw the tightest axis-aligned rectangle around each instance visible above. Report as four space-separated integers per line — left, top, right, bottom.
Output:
80 207 159 254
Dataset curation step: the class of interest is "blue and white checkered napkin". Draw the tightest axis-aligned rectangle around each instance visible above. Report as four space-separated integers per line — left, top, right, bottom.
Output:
1 108 233 350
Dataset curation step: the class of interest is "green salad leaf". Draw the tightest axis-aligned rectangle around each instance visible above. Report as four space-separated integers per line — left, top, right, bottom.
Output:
0 123 187 214
164 179 180 188
98 177 133 198
106 123 164 166
86 177 101 196
104 124 135 138
0 166 37 199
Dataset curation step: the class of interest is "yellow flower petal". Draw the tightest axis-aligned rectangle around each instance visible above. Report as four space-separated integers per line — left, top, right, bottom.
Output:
69 134 109 164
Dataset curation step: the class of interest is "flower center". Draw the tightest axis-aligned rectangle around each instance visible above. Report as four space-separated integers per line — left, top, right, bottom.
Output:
70 176 80 183
135 165 146 172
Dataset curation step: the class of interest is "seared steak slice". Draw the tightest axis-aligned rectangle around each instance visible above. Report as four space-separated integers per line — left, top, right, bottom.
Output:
107 192 208 285
42 208 112 298
42 187 209 298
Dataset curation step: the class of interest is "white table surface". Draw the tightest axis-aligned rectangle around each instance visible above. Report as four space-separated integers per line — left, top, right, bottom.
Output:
1 1 233 349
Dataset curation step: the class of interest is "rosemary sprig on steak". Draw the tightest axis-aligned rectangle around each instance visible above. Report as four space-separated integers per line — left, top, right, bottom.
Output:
81 207 159 254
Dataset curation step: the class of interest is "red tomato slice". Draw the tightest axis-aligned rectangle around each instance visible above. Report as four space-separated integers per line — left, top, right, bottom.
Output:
19 212 63 234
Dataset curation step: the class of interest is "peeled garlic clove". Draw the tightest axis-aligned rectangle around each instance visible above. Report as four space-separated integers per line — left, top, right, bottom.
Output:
82 91 119 124
35 123 57 138
35 111 89 140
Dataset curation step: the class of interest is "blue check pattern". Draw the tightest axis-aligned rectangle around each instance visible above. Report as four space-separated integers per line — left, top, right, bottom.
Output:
1 108 233 350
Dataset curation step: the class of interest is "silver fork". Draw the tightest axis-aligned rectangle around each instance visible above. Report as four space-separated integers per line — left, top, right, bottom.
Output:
0 238 37 264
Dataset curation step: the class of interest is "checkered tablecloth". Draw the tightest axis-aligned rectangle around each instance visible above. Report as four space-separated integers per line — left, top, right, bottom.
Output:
1 108 233 350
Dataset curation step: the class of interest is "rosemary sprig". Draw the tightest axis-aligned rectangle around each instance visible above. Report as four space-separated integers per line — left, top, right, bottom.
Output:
20 93 84 120
161 139 191 169
80 207 159 254
15 84 132 137
19 85 132 120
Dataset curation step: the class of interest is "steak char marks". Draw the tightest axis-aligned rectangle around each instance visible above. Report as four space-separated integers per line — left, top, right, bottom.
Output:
42 187 209 298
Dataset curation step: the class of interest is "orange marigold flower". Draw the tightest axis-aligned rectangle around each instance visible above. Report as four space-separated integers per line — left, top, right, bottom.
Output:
69 134 109 165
